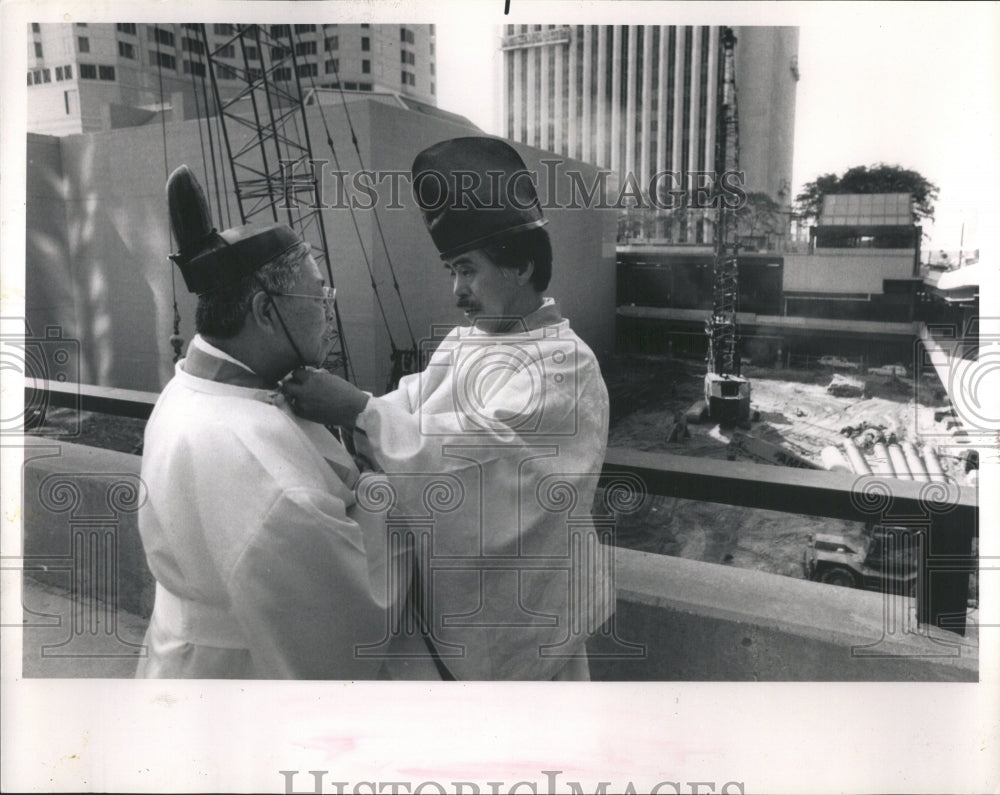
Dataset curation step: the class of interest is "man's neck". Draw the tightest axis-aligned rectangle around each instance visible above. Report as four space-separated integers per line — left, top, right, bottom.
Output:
200 333 284 384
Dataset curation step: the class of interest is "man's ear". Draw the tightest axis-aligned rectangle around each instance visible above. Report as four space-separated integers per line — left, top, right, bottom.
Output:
249 290 276 333
517 259 535 286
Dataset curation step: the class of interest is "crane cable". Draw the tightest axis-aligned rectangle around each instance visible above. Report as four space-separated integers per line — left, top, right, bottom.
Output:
320 32 418 353
301 27 412 363
154 40 184 363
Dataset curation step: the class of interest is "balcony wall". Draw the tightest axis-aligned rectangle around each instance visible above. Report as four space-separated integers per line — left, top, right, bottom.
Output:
19 437 977 681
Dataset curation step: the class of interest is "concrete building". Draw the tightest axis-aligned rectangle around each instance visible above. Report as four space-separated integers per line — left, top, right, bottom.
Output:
501 24 799 220
26 22 437 136
25 99 615 394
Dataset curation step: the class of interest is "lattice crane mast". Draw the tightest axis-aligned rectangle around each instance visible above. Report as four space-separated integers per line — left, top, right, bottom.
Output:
702 26 751 426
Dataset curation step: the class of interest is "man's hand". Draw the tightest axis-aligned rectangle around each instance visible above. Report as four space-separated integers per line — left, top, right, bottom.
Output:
281 368 370 428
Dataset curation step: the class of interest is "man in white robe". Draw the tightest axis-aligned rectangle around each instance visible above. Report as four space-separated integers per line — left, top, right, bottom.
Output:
136 166 388 679
284 138 612 680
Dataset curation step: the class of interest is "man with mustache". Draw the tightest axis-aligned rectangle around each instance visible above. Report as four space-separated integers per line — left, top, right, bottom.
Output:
283 137 612 680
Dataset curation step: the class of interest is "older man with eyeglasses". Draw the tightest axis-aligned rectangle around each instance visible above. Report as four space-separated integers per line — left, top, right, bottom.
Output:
135 165 389 679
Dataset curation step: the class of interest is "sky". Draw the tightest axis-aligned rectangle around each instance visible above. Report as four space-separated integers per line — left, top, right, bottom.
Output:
433 4 999 255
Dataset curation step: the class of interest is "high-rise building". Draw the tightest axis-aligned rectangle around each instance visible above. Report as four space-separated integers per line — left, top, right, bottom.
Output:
501 25 798 214
26 22 437 136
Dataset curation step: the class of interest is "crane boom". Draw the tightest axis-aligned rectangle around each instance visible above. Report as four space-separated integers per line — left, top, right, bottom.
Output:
702 26 751 425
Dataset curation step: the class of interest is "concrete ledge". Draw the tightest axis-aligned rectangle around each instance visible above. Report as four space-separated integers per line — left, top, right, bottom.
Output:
588 547 977 681
22 437 154 619
21 438 977 680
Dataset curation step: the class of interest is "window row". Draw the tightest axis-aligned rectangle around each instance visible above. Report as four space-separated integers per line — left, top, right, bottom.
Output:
148 26 174 47
27 64 84 84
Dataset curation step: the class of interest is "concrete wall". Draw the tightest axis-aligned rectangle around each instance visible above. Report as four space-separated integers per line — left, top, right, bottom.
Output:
20 438 977 681
784 249 917 295
588 547 977 681
26 100 616 395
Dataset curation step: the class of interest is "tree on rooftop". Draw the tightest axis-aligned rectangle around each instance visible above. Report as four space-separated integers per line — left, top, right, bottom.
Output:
794 164 940 225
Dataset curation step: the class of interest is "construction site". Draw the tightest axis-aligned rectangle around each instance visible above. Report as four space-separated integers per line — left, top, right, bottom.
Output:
19 21 980 662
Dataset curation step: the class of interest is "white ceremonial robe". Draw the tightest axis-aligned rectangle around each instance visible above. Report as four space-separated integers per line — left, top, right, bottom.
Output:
136 340 391 679
356 301 612 680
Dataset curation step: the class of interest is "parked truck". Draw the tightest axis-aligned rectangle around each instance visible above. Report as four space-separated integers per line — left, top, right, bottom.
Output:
803 524 919 597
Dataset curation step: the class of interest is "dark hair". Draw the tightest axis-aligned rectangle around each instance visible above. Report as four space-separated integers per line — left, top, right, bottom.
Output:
480 227 552 291
195 242 309 338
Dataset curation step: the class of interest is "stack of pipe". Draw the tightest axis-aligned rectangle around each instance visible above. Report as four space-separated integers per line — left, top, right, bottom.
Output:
820 437 949 484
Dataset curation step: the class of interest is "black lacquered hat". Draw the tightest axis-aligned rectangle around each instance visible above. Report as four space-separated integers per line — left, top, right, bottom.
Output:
167 165 302 294
411 137 548 260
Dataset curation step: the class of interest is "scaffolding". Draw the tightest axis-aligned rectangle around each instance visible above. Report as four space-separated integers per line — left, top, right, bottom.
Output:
198 23 350 379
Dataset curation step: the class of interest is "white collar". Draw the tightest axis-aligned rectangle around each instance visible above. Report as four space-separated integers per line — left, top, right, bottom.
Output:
189 334 257 375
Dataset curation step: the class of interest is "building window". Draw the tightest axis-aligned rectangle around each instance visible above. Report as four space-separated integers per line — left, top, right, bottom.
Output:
361 23 370 29
217 43 235 58
325 35 339 51
270 25 289 38
98 65 115 81
362 59 370 73
344 81 357 90
248 67 262 81
325 58 339 74
183 59 206 77
34 42 43 58
116 23 136 35
271 45 290 61
76 22 87 27
430 41 435 55
182 36 204 54
361 36 370 51
294 24 316 33
245 45 258 60
295 40 316 56
79 63 97 79
273 66 291 82
216 64 236 80
32 22 40 33
431 81 435 95
118 41 135 59
430 62 435 75
55 66 63 80
64 64 72 79
359 81 372 91
400 70 415 86
150 50 176 70
213 24 234 37
148 27 175 48
399 27 414 44
296 63 318 78
26 72 32 86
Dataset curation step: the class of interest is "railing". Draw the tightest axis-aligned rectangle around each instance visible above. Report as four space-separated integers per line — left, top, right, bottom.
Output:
25 378 978 636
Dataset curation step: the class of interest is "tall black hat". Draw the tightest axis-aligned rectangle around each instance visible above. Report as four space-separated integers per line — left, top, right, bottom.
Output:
411 137 548 260
167 165 302 294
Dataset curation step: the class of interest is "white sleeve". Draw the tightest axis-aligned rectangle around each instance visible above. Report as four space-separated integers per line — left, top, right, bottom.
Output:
226 487 388 679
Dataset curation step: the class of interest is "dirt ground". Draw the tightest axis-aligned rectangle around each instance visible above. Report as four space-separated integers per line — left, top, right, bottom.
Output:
29 354 972 585
603 354 974 580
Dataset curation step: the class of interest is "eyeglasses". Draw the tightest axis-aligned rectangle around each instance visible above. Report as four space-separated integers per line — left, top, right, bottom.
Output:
271 285 336 303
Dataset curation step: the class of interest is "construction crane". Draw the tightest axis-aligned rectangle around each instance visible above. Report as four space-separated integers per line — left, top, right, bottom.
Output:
690 27 752 427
